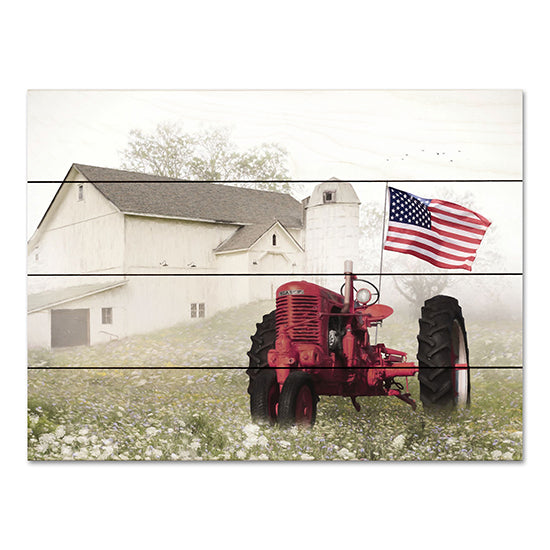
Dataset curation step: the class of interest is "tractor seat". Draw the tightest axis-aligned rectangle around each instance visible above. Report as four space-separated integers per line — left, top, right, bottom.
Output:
363 304 393 323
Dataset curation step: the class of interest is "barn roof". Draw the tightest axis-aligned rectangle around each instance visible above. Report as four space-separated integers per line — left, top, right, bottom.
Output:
214 222 273 253
73 164 303 228
27 280 128 313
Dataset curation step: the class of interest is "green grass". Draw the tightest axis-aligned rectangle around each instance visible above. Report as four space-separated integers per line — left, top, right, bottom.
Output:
27 300 523 461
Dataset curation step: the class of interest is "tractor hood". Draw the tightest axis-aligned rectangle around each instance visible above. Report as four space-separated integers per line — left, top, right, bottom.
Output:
276 280 344 305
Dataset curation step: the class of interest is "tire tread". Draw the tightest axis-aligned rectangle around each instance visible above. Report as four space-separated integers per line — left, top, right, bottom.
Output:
417 295 470 409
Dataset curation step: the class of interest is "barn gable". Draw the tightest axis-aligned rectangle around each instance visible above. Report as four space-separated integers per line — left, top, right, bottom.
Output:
214 220 303 254
28 166 121 251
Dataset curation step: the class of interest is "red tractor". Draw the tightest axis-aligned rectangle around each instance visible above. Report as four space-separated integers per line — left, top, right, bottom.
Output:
246 261 470 427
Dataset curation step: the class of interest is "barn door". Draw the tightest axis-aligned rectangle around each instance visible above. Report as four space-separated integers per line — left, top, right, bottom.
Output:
51 309 90 348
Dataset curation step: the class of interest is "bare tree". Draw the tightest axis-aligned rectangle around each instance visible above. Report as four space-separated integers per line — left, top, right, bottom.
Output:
358 202 384 271
392 268 451 311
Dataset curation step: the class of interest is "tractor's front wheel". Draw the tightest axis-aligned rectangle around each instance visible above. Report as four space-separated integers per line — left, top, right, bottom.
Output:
250 368 279 425
278 371 318 428
417 295 470 409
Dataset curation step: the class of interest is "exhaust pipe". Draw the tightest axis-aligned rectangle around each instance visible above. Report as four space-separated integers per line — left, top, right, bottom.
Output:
341 260 353 313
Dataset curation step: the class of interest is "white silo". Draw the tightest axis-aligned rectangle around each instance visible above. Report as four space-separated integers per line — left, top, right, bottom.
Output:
304 178 361 289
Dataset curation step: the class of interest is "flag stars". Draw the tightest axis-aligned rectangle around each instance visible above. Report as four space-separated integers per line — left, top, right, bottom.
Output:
388 188 431 229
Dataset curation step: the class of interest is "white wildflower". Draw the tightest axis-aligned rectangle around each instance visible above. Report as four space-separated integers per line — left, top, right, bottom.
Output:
491 450 503 460
149 448 163 459
392 434 406 451
279 440 291 449
102 445 114 458
257 454 269 460
243 423 260 436
55 426 66 439
145 427 159 437
63 435 75 444
78 428 89 436
28 415 39 427
61 445 73 457
39 433 56 446
236 449 247 459
300 453 315 460
502 452 514 460
337 447 356 460
90 446 101 458
189 439 201 451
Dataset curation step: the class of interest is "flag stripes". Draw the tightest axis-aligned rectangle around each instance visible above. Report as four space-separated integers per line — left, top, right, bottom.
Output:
385 225 478 254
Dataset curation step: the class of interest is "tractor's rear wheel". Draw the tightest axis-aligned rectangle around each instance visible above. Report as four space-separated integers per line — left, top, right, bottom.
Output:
278 371 317 428
250 368 279 425
246 310 276 394
417 295 470 409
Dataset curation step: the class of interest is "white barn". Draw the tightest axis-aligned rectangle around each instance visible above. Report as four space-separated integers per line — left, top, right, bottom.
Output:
27 164 360 349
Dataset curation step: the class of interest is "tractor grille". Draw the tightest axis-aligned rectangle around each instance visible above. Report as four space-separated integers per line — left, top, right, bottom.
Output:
276 295 321 344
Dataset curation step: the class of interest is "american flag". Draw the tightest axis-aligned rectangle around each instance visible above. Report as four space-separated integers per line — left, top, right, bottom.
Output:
383 187 491 271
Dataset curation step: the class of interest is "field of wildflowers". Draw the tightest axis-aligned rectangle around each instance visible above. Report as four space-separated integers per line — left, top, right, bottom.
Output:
28 300 523 461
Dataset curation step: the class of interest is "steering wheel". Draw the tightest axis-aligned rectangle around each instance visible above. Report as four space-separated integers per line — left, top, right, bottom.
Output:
340 279 380 307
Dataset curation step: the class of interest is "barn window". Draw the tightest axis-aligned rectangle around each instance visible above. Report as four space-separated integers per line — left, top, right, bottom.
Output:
101 307 113 324
323 190 335 203
272 234 277 246
78 184 84 201
191 303 206 318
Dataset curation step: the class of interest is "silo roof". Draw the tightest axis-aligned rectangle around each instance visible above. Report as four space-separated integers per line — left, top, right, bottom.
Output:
307 177 360 208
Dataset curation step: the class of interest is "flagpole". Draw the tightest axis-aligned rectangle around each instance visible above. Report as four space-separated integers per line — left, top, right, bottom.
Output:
375 182 389 344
